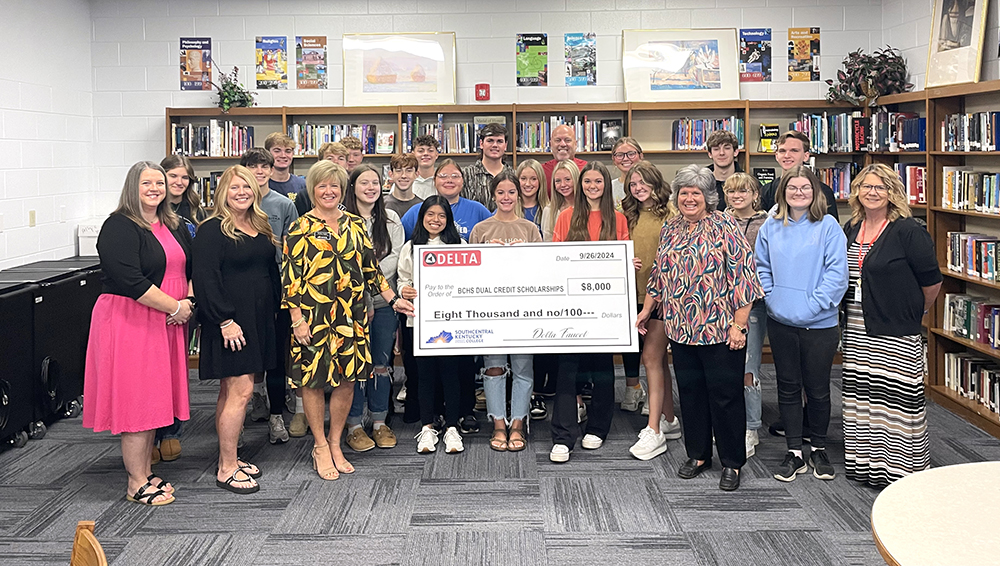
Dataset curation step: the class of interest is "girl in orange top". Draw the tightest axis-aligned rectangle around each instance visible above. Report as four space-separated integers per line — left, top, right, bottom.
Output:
549 161 630 463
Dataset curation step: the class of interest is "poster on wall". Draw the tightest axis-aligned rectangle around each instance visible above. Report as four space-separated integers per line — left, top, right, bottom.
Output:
516 34 548 86
788 27 820 82
565 32 597 86
739 29 771 82
256 36 288 89
179 38 212 91
296 36 327 89
622 29 739 102
925 0 990 87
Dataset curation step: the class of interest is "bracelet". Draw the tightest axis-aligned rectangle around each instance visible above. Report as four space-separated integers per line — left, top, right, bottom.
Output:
388 296 399 310
170 301 182 317
220 319 234 329
291 317 306 328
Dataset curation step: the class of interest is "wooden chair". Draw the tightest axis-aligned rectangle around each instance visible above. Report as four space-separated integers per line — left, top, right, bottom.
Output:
70 521 108 566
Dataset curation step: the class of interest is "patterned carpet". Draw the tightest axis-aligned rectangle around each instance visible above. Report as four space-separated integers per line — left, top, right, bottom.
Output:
2 364 998 566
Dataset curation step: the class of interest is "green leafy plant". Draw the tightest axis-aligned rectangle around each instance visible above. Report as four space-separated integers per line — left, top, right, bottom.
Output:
825 46 913 106
212 66 256 112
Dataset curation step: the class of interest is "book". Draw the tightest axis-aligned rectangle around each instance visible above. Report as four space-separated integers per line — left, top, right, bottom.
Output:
758 124 780 152
376 131 394 154
752 168 776 186
601 119 623 151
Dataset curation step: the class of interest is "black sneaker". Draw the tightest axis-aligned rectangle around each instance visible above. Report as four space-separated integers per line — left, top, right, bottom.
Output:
581 382 594 401
433 415 446 432
810 450 835 480
529 396 548 420
459 415 480 434
768 421 786 437
773 452 808 482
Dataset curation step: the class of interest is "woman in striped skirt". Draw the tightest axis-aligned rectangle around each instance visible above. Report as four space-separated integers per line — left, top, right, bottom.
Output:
841 164 942 487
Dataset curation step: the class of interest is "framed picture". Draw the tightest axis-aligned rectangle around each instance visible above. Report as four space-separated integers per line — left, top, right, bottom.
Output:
622 29 740 102
926 0 990 87
342 32 456 106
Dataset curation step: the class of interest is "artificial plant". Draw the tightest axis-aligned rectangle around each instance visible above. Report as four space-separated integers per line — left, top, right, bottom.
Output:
825 46 914 106
212 66 256 112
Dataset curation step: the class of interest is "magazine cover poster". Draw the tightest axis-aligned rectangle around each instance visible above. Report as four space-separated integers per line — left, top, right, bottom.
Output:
180 37 212 91
256 36 288 89
565 32 596 86
787 27 820 82
516 34 548 86
296 36 327 89
739 28 771 82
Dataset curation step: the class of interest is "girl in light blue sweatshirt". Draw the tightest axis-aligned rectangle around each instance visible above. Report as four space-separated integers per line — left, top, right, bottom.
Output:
755 165 848 484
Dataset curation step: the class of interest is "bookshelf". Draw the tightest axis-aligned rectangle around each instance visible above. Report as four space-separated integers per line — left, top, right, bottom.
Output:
924 79 1000 439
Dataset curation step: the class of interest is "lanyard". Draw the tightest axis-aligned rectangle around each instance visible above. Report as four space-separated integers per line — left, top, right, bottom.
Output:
857 218 888 275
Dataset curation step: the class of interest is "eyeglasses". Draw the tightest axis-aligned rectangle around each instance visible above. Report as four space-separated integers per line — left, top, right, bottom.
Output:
725 188 751 195
860 183 888 194
786 185 813 194
612 150 639 160
436 173 463 180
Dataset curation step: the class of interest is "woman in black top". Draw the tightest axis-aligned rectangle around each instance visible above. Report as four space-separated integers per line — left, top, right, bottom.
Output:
161 155 207 229
841 163 942 487
82 161 195 506
193 165 280 495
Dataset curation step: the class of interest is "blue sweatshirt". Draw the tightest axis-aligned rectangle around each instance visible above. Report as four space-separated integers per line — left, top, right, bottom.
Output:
754 212 848 329
401 197 492 241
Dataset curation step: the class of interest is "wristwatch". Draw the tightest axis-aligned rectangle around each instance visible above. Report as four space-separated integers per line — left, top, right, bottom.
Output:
732 321 748 335
388 296 399 310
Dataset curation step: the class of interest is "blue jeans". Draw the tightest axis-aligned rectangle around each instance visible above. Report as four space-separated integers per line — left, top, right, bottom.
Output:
483 354 534 422
155 419 183 442
347 306 397 425
744 301 766 431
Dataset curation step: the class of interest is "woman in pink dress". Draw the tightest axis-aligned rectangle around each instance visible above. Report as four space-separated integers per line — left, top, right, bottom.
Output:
83 161 195 506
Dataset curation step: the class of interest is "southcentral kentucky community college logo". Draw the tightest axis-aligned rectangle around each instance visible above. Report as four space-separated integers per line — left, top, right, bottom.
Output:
422 250 481 267
426 331 453 344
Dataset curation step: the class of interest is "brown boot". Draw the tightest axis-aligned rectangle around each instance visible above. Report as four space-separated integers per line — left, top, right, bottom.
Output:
159 438 181 461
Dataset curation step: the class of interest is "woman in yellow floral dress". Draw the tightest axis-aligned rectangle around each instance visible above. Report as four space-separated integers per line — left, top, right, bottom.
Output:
282 160 413 481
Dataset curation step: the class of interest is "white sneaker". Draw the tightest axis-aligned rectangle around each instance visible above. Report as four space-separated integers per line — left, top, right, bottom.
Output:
746 429 759 458
621 382 647 412
396 386 407 402
549 444 570 463
268 414 289 444
581 434 603 449
660 415 682 440
577 403 587 423
249 392 269 422
629 426 667 460
415 426 439 453
443 427 464 453
641 401 649 416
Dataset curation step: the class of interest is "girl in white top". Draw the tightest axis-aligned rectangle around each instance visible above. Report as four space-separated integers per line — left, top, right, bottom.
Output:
516 159 548 235
610 137 644 209
397 195 469 455
540 159 581 242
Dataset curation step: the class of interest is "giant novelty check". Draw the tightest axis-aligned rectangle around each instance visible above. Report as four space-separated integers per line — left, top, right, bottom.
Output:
413 241 638 355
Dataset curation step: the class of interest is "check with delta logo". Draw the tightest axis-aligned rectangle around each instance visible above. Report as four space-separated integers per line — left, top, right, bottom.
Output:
413 241 639 355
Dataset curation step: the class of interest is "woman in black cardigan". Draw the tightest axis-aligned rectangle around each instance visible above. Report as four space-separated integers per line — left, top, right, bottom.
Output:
83 161 195 506
841 163 942 488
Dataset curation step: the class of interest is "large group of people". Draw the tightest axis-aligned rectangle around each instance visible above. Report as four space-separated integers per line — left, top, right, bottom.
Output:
82 124 940 504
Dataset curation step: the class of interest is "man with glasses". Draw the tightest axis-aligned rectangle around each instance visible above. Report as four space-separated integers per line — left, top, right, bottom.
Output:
759 131 839 220
462 123 514 211
706 130 743 211
542 124 588 196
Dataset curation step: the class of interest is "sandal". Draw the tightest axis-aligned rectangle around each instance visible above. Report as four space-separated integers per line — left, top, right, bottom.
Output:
146 474 175 494
237 460 262 479
333 457 355 474
313 444 339 481
489 428 508 451
126 481 174 506
216 467 259 494
507 423 527 452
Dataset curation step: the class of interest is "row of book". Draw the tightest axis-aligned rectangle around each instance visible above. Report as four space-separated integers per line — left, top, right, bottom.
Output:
940 167 1000 213
755 111 928 155
286 123 392 155
171 121 255 157
943 352 1000 414
788 111 862 154
400 114 507 154
670 118 744 151
868 109 926 153
895 163 927 204
943 293 1000 346
945 233 1000 282
817 162 857 199
942 111 999 152
516 116 622 153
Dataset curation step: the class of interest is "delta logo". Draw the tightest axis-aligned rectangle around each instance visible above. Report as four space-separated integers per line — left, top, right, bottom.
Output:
426 331 453 343
422 250 482 267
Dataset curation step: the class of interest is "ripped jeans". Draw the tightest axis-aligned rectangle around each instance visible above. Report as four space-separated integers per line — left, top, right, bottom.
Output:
482 354 534 422
347 306 397 426
744 300 766 431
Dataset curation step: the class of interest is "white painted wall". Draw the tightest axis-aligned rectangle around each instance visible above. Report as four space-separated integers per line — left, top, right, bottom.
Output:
0 0 94 269
884 0 999 90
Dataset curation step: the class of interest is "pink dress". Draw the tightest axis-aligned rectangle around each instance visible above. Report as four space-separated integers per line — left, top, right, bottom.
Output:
82 221 190 434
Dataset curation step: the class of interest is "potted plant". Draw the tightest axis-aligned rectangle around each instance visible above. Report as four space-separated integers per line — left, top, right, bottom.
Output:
825 46 914 106
212 66 256 112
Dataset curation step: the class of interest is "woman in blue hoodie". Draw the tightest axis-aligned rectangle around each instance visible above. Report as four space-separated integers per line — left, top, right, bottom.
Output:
755 165 848 483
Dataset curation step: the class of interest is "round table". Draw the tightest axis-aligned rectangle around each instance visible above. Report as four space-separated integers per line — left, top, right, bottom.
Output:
871 461 1000 566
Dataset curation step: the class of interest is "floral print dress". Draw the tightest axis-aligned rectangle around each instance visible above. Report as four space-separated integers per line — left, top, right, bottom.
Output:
282 212 390 388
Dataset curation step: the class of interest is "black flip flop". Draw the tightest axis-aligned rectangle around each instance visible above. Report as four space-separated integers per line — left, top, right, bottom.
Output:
126 481 174 506
216 467 259 494
237 460 262 479
147 474 175 493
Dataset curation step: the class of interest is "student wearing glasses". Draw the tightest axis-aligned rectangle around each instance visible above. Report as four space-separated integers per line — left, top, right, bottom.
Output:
400 159 491 242
610 137 643 208
841 164 941 487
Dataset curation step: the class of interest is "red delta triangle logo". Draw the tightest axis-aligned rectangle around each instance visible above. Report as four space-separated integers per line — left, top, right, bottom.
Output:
422 249 482 267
